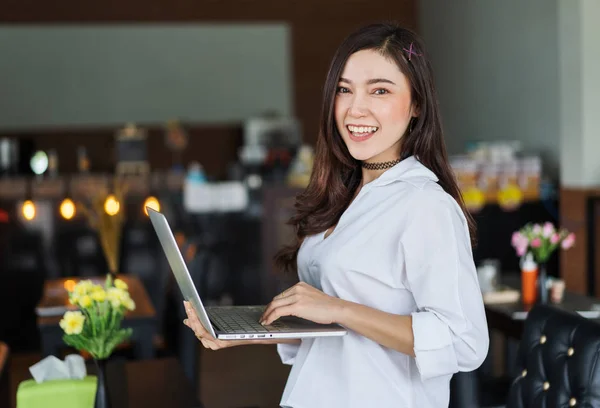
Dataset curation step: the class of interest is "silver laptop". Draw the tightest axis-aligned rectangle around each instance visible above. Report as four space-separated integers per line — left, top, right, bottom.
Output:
147 208 347 340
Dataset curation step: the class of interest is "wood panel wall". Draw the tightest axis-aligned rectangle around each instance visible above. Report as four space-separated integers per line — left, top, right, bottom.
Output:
1 0 418 177
559 187 600 297
559 188 589 295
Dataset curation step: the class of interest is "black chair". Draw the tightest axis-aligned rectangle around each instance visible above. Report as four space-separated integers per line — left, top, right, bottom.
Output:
119 221 170 341
507 304 600 407
56 222 107 278
452 304 600 408
0 228 45 352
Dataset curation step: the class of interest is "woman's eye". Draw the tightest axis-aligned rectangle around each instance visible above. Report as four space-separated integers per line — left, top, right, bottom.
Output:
336 86 350 94
374 88 389 95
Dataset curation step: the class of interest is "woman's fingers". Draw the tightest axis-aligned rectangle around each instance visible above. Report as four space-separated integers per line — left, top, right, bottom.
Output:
260 294 298 323
183 302 234 351
198 334 232 350
183 301 215 340
262 304 296 326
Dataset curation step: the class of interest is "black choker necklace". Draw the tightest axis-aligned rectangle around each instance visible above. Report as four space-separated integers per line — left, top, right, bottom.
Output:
361 158 402 170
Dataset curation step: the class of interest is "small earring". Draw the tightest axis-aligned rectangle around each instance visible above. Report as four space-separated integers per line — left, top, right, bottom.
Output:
408 118 415 134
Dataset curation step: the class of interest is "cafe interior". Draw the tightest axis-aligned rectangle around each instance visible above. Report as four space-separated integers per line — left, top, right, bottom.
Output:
2 0 600 407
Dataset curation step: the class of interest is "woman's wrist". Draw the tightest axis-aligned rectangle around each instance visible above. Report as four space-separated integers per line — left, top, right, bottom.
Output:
333 298 352 325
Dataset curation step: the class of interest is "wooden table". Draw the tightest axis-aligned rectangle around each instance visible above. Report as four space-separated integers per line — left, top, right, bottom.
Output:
36 275 157 360
14 357 203 408
485 274 600 338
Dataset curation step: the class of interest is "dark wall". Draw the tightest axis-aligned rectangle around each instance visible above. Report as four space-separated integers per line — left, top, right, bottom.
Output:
3 126 243 179
1 0 418 177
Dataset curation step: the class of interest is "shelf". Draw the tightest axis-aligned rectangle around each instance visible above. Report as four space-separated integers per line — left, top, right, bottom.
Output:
0 171 185 201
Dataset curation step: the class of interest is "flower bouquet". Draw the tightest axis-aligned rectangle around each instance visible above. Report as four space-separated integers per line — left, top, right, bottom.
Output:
511 222 575 263
511 222 575 303
59 276 135 408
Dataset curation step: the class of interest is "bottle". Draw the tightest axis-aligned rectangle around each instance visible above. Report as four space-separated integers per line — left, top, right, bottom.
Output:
186 162 207 184
521 253 538 304
47 149 58 177
77 147 90 173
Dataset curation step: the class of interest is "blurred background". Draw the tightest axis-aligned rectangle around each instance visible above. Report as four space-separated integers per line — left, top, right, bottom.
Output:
1 0 599 407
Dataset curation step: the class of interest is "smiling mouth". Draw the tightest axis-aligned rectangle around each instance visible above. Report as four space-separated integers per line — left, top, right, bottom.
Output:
347 125 379 138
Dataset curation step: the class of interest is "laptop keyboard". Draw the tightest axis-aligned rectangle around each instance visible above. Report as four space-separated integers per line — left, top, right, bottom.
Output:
207 306 288 333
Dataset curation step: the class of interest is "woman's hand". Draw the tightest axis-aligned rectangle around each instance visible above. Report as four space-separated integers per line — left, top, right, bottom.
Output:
259 282 345 326
183 301 239 350
183 301 301 350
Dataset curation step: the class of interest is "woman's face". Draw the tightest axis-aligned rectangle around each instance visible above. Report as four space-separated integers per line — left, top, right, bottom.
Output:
334 49 417 163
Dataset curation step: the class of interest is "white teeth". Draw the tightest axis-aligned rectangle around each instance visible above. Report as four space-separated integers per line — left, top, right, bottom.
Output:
347 125 378 133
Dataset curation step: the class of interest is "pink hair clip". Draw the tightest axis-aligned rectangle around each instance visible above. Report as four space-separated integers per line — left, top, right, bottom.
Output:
403 42 422 61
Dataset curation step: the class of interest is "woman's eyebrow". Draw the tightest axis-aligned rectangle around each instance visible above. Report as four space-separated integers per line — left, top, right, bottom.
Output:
339 77 396 85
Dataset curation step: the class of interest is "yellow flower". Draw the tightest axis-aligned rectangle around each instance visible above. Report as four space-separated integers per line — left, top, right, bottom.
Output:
114 279 128 290
123 297 136 311
78 295 92 308
59 311 85 335
106 288 123 308
69 295 80 305
73 280 94 296
106 287 134 311
91 289 106 302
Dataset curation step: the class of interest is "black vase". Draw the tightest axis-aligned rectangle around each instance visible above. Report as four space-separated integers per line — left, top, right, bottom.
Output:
94 359 111 408
538 263 548 304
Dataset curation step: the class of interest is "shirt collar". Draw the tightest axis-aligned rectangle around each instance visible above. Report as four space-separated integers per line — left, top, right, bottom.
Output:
370 155 439 188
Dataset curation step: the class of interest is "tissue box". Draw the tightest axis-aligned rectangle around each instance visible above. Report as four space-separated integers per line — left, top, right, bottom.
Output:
17 376 97 408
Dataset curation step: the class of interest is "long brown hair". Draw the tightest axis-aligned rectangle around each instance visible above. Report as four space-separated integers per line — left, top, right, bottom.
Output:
275 22 476 275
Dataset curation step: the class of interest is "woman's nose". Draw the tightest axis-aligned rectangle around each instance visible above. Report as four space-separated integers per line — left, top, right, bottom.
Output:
348 95 368 118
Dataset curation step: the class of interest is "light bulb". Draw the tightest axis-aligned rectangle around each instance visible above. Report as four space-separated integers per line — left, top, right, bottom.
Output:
60 198 76 220
104 195 120 216
143 196 160 216
22 200 36 221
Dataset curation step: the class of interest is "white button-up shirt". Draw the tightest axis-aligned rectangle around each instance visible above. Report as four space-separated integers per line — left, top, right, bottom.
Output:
277 156 489 408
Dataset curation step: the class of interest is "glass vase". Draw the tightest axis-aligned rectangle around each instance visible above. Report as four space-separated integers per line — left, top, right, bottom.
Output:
538 263 548 304
94 358 111 408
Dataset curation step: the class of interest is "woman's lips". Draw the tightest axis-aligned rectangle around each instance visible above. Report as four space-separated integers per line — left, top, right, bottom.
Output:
347 125 378 142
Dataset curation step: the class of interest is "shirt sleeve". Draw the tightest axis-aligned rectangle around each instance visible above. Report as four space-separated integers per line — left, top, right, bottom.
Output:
399 187 489 381
277 342 300 365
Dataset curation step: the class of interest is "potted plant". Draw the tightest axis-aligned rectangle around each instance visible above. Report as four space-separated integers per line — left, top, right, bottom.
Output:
511 222 575 303
59 276 135 408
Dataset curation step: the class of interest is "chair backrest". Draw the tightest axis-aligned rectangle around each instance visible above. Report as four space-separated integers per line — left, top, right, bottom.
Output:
507 304 600 407
0 341 10 408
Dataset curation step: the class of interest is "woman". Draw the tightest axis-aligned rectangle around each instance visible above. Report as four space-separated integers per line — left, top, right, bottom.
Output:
184 22 489 408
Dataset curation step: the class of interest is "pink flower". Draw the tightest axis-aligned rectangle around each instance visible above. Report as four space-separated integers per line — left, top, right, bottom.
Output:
551 233 561 245
562 233 575 249
511 232 523 247
543 222 554 238
532 224 542 235
512 232 530 257
531 238 542 248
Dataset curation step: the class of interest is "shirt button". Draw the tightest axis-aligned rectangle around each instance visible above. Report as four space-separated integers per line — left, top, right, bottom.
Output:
543 382 550 391
568 347 574 356
521 369 527 377
570 397 577 406
540 335 547 344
